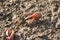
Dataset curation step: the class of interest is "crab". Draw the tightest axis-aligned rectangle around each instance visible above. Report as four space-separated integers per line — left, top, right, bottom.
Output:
15 12 41 26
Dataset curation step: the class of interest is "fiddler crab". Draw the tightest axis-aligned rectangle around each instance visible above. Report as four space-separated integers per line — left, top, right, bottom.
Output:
16 12 41 26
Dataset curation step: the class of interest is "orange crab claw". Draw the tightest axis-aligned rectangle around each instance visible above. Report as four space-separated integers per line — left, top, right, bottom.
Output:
25 12 41 20
6 27 14 40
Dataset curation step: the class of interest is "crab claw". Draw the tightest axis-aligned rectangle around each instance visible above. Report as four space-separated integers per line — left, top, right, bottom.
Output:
25 12 41 20
6 27 14 40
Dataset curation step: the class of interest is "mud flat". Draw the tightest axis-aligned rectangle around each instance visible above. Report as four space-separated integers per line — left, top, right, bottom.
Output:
0 0 60 40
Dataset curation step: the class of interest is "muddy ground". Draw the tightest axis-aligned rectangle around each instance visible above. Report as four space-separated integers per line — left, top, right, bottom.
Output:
0 0 60 40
